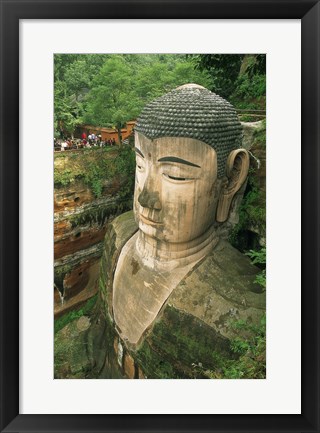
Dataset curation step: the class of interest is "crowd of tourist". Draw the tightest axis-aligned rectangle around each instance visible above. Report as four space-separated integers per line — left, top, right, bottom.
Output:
54 132 117 152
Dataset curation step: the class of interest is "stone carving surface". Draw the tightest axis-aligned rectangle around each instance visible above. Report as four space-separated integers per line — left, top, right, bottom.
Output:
112 84 251 348
135 83 243 177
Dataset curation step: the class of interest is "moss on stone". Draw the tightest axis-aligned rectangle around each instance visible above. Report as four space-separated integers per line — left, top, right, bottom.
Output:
136 340 178 378
54 147 135 199
135 305 233 379
99 275 106 296
68 199 133 229
114 209 136 224
54 294 98 334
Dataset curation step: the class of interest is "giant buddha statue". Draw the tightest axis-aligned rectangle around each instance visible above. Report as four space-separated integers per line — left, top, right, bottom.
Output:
99 84 265 379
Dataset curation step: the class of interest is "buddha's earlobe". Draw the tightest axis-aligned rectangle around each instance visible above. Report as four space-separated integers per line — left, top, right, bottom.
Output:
216 149 250 223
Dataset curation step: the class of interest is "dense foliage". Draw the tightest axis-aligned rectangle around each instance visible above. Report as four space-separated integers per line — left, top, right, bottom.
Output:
54 54 212 139
189 54 266 109
55 53 266 138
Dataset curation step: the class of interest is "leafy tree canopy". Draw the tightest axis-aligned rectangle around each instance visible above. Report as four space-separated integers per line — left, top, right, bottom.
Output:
190 54 266 108
55 53 266 139
54 54 212 139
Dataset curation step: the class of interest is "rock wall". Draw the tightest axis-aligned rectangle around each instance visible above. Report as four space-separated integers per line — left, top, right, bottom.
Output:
54 147 135 317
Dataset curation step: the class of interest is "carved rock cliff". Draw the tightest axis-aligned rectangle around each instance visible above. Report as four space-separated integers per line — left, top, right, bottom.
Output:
54 148 135 317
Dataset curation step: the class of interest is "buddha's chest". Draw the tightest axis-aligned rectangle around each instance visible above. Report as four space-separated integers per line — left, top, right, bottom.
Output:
112 234 193 346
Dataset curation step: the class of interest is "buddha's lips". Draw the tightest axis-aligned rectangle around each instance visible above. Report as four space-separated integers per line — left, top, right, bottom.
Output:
139 214 163 226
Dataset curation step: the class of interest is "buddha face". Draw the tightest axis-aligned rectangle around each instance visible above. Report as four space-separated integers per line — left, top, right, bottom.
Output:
134 132 222 244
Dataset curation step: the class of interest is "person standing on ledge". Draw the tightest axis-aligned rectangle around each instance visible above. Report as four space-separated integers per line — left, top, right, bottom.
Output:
97 83 265 378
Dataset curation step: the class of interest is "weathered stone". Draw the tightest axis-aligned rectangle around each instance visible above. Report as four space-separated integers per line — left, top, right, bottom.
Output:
169 239 265 340
54 226 107 259
54 259 99 318
98 211 265 378
99 85 265 378
114 126 250 345
54 151 133 317
113 337 119 357
55 85 266 380
76 315 91 332
241 120 264 150
124 353 135 379
138 368 145 379
54 317 92 379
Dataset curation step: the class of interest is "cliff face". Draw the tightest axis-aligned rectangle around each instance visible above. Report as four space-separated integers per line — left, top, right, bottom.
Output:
54 147 135 317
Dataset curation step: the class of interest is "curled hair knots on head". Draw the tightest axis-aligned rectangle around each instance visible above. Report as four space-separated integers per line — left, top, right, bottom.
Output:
135 84 243 178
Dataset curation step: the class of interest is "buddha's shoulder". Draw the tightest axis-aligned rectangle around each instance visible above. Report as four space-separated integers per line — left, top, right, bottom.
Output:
105 211 138 252
203 239 261 279
171 238 265 302
168 239 266 331
106 211 265 340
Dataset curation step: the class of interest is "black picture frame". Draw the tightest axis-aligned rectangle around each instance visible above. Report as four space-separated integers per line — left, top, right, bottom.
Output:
0 1 319 432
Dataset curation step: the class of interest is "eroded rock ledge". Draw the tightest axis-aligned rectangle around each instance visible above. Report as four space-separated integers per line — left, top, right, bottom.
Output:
54 148 134 317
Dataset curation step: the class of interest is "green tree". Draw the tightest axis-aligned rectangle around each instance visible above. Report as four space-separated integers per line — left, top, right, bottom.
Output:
54 54 81 81
84 56 142 145
191 54 243 98
54 54 214 139
135 62 175 101
54 80 81 138
64 60 91 100
190 54 266 108
54 54 111 137
54 56 83 137
135 57 212 102
172 61 211 86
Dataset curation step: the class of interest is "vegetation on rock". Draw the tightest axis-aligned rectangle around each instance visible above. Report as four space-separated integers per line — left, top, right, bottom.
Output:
54 294 97 334
54 146 135 199
229 118 266 253
246 248 266 289
199 314 266 379
189 54 266 109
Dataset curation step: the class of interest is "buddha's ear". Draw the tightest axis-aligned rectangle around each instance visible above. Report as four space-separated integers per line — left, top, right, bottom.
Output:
216 149 250 223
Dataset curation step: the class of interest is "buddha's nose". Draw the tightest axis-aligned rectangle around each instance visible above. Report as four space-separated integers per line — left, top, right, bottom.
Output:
138 179 162 210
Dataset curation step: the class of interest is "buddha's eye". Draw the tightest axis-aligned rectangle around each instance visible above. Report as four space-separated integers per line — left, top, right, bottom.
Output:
167 174 186 181
163 173 194 182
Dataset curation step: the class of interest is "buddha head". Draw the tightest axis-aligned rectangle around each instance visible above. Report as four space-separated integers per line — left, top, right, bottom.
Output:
133 84 249 246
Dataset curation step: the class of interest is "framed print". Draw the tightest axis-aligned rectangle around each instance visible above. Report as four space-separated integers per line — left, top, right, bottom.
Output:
0 0 319 432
